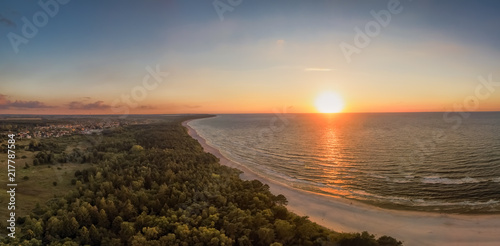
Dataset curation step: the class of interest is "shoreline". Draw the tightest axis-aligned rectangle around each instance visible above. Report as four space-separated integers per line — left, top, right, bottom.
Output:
182 119 500 246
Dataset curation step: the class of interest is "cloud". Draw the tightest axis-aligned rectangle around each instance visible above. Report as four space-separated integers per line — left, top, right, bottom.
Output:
138 105 157 109
276 39 285 47
0 94 54 109
0 94 7 105
304 68 333 72
9 100 54 108
0 14 16 27
183 104 201 109
68 100 111 110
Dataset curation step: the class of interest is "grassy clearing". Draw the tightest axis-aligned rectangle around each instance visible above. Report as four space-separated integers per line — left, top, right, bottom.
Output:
0 139 92 221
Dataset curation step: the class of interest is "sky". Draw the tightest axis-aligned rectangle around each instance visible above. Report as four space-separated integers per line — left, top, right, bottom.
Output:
0 0 499 114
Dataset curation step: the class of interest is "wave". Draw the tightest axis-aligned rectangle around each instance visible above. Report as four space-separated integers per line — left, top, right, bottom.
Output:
421 176 481 185
352 190 500 208
391 178 413 183
363 174 500 185
421 176 500 185
415 199 500 208
369 174 388 179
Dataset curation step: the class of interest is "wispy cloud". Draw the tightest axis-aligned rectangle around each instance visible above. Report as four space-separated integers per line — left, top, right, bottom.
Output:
68 100 111 110
0 94 54 109
138 105 157 109
0 14 16 27
218 66 334 73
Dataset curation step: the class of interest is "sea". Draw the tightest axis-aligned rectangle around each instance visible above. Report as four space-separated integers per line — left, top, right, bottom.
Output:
188 113 500 214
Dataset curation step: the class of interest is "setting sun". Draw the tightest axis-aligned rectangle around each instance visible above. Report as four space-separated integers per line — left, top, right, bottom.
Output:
315 91 344 113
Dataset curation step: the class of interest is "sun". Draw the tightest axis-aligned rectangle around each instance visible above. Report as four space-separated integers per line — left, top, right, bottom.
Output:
315 91 344 113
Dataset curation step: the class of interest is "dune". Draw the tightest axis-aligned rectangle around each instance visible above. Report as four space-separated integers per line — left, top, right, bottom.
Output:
183 120 500 246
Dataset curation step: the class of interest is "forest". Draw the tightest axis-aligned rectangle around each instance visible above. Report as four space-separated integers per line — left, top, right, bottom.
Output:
2 116 402 246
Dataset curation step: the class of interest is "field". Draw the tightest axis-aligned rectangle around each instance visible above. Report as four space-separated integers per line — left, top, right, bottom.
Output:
0 138 92 227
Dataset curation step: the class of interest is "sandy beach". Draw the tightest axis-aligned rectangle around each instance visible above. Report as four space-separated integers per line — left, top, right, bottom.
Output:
183 119 500 246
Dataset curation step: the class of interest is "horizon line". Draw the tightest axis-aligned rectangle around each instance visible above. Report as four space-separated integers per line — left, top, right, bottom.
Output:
1 110 500 117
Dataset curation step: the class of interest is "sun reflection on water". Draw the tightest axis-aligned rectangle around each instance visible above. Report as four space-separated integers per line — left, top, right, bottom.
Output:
316 114 349 188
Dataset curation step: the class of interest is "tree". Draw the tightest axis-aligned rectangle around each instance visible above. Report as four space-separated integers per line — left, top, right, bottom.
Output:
78 226 90 245
33 222 43 238
46 217 62 237
131 234 147 246
175 224 191 241
237 235 252 246
377 235 403 246
159 234 177 245
112 216 123 234
274 219 294 243
143 227 159 240
130 145 144 153
61 216 79 238
76 206 91 227
120 222 136 242
274 194 288 206
29 139 40 151
257 227 275 245
24 229 35 240
89 225 101 245
62 241 79 246
98 209 110 228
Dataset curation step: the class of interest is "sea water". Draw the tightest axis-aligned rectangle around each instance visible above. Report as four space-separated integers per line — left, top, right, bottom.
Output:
188 113 500 213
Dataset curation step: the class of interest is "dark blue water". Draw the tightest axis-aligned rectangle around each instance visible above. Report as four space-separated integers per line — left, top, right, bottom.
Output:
189 113 500 213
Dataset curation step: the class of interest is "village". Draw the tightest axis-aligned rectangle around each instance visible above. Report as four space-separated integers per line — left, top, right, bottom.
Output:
14 120 122 139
